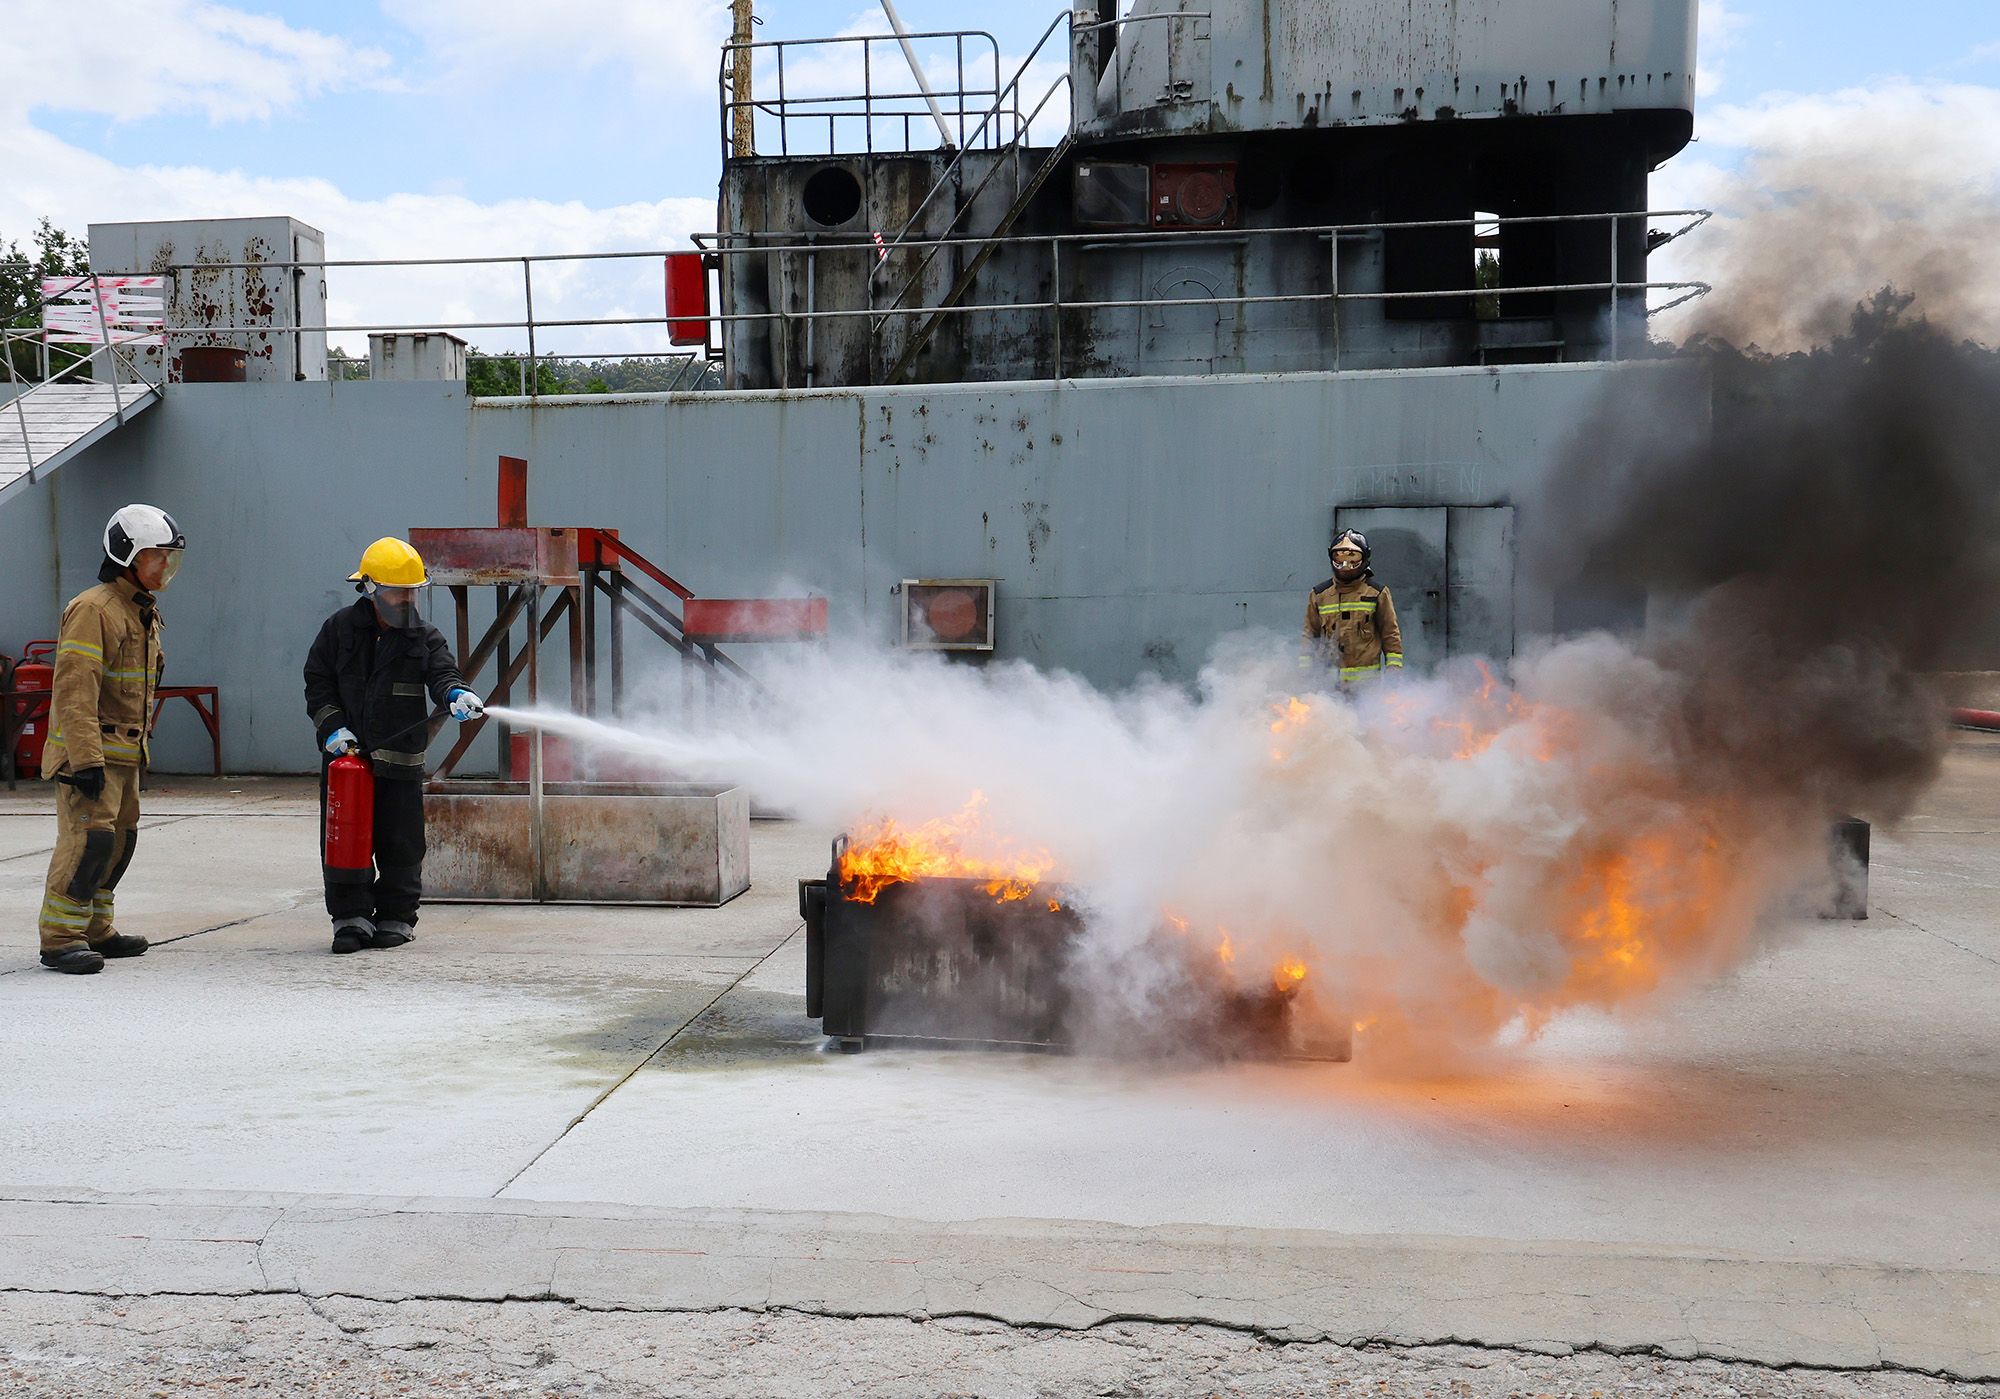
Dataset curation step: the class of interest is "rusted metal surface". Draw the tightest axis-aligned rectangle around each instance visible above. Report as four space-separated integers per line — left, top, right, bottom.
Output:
410 527 582 586
1092 0 1697 137
425 781 751 906
682 597 829 643
802 850 1348 1058
86 217 327 384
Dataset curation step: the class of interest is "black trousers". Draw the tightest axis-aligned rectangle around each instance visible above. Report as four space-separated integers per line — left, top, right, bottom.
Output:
320 772 427 925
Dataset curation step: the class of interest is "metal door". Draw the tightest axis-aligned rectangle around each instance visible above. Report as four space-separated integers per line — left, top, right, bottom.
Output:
1335 507 1447 672
1446 506 1516 660
1333 505 1518 670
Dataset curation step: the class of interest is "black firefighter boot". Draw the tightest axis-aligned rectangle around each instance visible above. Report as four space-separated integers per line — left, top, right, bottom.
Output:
40 946 106 974
330 918 374 955
89 932 149 959
370 919 415 949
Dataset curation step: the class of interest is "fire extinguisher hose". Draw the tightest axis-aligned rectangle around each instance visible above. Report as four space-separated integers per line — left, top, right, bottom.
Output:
339 706 453 756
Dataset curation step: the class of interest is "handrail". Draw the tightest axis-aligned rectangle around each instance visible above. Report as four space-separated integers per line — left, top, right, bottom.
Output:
718 29 1008 161
586 529 697 602
871 7 1077 306
4 272 167 485
44 208 1709 394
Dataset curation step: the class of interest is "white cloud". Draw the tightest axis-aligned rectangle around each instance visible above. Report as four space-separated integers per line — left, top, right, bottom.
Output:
1653 80 2000 349
1 116 716 359
0 0 392 121
1696 0 1750 98
389 0 731 94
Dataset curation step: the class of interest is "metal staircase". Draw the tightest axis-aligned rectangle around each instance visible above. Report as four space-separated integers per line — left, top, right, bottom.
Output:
0 380 162 498
871 11 1079 385
3 276 168 502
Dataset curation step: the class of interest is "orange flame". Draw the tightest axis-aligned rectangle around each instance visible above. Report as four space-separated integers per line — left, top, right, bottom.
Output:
833 663 1774 1065
1268 696 1314 761
838 793 1058 904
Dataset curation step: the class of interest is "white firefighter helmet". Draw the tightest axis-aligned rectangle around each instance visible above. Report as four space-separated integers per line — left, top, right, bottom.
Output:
103 504 187 567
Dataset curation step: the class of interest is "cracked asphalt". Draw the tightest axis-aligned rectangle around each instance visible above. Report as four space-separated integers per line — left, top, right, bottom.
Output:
0 1294 1991 1399
1 747 1996 1394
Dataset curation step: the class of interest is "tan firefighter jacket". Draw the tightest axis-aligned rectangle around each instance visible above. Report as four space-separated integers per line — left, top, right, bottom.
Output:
1303 573 1404 681
44 576 164 773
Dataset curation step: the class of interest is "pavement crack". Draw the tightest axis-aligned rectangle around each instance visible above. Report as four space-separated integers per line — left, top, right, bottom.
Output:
0 813 204 865
0 1285 1985 1381
1875 903 2000 967
153 898 313 948
490 925 802 1199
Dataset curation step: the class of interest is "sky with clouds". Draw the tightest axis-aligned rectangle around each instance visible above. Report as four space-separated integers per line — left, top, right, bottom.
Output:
2 0 1994 354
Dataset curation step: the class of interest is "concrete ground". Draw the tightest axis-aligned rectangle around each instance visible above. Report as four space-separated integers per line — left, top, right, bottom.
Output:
0 741 1996 1395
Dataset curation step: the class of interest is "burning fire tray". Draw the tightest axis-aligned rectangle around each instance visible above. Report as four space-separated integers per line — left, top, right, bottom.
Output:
800 838 1348 1060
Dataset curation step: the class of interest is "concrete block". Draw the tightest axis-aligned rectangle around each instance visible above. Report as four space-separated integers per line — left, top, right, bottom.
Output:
425 781 751 906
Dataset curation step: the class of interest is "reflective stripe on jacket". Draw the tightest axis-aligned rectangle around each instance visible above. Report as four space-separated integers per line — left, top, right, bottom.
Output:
1302 574 1404 678
44 577 163 773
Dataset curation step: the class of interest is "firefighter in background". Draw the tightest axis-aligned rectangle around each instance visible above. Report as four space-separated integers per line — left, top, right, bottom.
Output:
36 505 187 974
304 538 484 955
1304 529 1405 685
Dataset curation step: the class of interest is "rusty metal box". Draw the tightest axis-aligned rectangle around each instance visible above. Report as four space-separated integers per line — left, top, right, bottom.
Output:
424 781 750 906
410 527 582 585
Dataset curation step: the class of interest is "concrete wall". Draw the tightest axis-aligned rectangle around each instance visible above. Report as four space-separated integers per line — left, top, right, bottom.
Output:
0 361 1705 773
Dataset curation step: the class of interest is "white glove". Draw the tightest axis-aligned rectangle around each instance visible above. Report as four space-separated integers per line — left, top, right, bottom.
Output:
448 689 485 721
324 727 360 756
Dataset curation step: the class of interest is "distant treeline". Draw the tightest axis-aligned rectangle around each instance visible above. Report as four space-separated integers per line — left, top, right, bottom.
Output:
330 347 721 395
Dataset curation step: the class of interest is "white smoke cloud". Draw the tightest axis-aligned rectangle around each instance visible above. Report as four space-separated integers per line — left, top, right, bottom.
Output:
1654 80 2000 349
500 631 1831 1069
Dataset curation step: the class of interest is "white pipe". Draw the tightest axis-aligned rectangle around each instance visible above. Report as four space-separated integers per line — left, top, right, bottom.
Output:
879 0 958 150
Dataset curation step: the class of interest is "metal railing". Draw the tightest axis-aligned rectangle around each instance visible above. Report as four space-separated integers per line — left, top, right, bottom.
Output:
699 208 1715 384
718 29 1017 160
3 273 167 485
81 209 1710 398
60 249 735 396
871 7 1080 319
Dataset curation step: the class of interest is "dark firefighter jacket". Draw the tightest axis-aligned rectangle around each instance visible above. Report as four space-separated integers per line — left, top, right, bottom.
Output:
304 601 466 781
1303 573 1405 681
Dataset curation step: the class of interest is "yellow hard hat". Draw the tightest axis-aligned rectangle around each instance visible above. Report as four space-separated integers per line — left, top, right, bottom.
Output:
349 537 428 587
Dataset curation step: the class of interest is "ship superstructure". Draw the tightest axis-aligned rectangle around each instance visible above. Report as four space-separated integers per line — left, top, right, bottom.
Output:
1 0 1713 775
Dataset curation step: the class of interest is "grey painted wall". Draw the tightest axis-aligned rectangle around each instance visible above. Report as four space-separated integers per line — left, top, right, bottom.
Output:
0 362 1705 773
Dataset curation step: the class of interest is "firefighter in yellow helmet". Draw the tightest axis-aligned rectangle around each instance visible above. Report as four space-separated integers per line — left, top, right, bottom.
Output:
35 505 186 973
1304 529 1404 685
303 538 482 955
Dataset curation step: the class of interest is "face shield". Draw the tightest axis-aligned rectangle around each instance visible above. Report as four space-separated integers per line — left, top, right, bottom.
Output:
130 546 184 592
362 581 428 631
1330 546 1365 578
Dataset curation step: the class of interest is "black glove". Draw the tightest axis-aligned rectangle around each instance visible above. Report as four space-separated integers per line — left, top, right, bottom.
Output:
69 766 106 802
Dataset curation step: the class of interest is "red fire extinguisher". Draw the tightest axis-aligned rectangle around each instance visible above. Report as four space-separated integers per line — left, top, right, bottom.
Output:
11 640 57 780
324 752 375 875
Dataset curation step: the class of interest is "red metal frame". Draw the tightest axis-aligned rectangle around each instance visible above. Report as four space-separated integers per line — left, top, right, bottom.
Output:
683 598 829 644
151 686 223 776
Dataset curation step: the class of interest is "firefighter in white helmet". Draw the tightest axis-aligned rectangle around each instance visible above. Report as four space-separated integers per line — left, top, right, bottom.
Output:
303 538 482 955
1304 529 1404 685
35 505 186 974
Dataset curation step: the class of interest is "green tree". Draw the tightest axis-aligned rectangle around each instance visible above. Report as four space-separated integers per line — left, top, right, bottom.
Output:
466 350 566 397
1474 249 1501 321
2 218 92 383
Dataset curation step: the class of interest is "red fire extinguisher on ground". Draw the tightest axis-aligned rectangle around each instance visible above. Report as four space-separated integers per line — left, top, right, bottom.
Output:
324 751 375 875
11 640 57 780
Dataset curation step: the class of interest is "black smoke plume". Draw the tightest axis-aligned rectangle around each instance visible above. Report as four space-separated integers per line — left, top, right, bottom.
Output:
1536 294 2000 822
